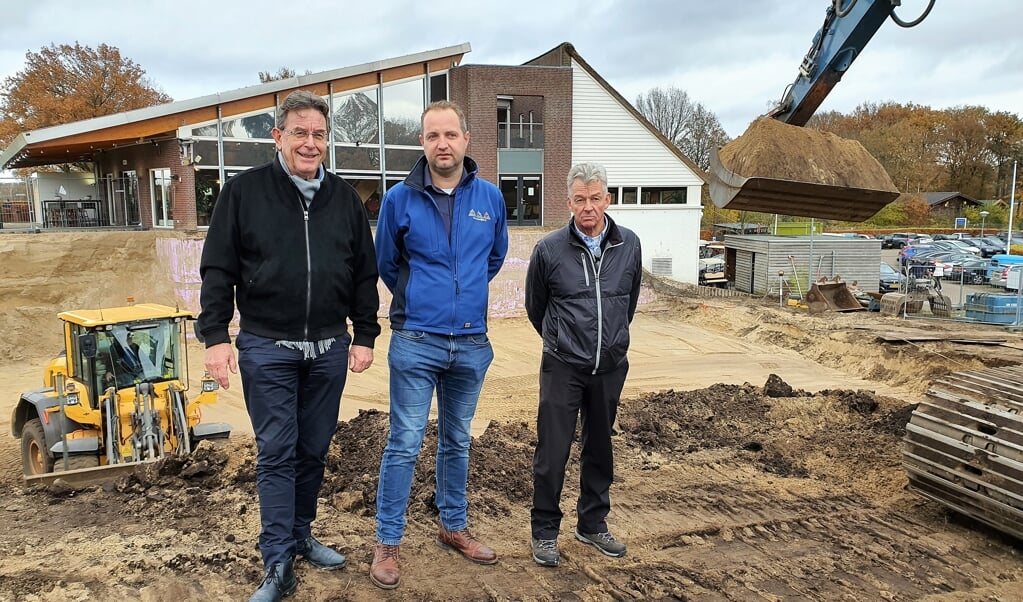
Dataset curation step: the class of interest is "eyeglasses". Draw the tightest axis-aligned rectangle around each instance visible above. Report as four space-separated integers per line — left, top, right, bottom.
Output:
282 128 328 142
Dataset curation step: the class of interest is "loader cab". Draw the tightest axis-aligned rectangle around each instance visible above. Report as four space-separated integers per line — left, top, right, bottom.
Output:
61 313 188 410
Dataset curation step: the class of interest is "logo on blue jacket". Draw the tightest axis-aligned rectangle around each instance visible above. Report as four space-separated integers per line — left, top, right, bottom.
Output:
468 209 492 222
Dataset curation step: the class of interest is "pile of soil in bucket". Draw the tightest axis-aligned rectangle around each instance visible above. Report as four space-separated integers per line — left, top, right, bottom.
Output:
719 117 898 191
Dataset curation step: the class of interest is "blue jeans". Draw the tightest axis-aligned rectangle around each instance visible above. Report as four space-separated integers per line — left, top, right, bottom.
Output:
375 330 494 545
236 330 350 567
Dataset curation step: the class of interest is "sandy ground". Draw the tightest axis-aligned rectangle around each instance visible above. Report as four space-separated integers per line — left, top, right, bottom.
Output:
1 231 1023 601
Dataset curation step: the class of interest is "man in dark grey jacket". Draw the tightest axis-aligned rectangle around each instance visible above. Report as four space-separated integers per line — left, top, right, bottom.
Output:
524 162 642 567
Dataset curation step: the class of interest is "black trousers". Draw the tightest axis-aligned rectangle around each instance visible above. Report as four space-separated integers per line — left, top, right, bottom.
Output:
531 353 628 540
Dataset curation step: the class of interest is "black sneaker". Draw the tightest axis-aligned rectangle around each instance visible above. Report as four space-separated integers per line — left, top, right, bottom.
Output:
296 536 347 570
575 530 626 557
530 538 560 567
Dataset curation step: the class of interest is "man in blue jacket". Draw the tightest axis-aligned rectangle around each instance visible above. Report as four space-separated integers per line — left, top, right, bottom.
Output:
525 162 642 568
371 100 508 590
198 90 380 602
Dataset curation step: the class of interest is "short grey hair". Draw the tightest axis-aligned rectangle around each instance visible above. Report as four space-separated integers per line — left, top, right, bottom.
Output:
276 90 330 130
566 162 608 196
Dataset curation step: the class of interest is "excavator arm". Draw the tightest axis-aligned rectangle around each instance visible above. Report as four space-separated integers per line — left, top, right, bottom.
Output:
771 0 902 126
708 0 935 221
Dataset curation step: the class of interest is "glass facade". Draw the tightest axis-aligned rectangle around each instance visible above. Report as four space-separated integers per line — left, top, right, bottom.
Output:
184 74 447 225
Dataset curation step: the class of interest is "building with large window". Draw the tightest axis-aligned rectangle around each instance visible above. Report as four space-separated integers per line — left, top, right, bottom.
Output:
1 42 706 281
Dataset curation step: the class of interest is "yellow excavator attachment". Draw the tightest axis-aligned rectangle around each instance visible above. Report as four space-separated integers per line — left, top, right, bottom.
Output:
708 148 900 222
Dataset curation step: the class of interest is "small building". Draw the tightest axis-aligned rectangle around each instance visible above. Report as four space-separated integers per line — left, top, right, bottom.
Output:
724 234 882 295
924 192 981 218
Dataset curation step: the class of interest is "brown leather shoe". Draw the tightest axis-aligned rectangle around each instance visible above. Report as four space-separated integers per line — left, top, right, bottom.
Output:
370 543 400 590
436 527 498 565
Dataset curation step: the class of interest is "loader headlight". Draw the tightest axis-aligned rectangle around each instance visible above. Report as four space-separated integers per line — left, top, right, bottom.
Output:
65 392 80 406
202 379 219 392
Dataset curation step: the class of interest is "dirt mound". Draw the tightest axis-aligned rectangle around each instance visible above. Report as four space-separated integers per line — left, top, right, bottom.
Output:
0 231 187 361
719 118 898 191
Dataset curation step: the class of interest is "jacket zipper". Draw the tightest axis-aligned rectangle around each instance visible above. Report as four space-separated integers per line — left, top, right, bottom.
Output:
299 194 312 340
451 190 459 335
590 250 602 374
587 238 624 375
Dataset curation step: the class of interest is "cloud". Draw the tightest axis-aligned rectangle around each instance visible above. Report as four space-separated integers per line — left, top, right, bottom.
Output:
1 0 1019 141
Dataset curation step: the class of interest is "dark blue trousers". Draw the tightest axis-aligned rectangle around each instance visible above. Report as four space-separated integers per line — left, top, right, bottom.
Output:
236 330 349 567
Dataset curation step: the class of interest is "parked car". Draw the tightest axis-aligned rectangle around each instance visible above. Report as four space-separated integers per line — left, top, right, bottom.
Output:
898 244 937 266
988 254 1023 286
961 237 1004 258
980 236 1009 254
698 256 727 287
888 233 916 249
932 232 978 241
947 257 990 284
931 239 981 255
908 250 976 278
879 262 905 293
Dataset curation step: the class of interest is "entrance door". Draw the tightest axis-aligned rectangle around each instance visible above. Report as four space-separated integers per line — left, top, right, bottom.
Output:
500 175 541 226
150 168 172 228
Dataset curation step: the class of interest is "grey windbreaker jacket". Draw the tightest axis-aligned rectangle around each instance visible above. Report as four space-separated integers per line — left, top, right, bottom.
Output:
524 215 642 373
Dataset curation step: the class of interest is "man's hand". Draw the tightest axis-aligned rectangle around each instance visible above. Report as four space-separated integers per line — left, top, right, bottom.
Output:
349 344 373 373
204 342 237 389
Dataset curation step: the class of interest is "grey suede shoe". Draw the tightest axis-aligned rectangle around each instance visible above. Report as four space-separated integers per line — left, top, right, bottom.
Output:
575 530 626 557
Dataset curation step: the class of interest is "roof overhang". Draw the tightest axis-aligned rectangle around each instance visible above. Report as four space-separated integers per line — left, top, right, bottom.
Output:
1 43 471 170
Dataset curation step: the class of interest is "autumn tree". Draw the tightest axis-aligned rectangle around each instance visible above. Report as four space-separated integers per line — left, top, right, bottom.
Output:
984 110 1023 199
635 86 730 170
0 42 171 147
258 67 312 83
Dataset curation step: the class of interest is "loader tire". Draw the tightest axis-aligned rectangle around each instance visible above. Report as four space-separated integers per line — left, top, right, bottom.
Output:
21 419 53 476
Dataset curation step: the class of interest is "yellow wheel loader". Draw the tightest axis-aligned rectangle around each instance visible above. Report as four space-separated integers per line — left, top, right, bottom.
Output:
11 303 231 487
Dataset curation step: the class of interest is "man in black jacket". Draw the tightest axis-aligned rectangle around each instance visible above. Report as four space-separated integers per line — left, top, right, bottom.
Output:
524 162 642 568
198 90 380 602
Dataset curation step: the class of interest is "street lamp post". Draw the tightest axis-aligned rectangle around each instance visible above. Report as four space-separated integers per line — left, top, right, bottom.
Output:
980 210 989 237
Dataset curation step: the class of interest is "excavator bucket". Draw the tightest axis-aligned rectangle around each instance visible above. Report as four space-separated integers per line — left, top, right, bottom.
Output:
708 148 900 222
707 118 900 222
804 281 864 313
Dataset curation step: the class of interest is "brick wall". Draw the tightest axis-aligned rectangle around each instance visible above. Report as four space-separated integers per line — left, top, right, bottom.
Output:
449 64 573 225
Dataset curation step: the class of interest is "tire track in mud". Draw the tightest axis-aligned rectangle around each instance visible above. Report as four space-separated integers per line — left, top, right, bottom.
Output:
599 461 1023 601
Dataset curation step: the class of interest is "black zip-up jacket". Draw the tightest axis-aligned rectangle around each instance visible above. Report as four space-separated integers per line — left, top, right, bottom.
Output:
197 158 381 349
525 215 642 373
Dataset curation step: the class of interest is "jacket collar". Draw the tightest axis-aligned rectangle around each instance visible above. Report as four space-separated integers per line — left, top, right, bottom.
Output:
567 213 623 248
404 155 479 192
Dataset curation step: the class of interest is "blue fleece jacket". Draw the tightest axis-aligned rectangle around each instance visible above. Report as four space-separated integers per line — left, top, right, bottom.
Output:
375 155 508 334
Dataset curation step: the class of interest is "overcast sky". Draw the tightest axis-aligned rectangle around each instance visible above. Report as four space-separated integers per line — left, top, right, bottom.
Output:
1 0 1020 139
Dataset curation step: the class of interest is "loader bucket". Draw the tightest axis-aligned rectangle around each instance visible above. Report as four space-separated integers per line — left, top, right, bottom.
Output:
24 461 145 488
804 281 864 313
708 148 900 222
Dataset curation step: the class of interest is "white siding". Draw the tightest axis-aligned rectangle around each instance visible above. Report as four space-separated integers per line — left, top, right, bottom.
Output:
570 58 705 284
570 59 703 188
608 206 704 283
